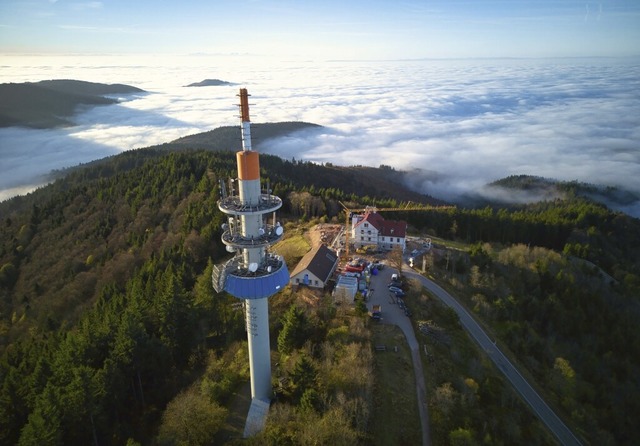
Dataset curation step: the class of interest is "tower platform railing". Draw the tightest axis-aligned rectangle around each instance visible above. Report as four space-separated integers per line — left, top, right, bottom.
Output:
221 223 284 248
212 253 287 295
218 194 282 215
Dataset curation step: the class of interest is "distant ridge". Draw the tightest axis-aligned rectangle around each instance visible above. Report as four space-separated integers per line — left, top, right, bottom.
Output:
185 79 234 87
166 121 322 151
491 174 640 206
0 79 144 129
458 174 640 216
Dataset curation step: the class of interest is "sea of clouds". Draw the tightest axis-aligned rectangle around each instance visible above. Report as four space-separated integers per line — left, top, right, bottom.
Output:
1 54 639 215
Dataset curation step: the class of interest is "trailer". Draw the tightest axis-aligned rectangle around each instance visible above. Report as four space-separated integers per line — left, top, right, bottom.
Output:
334 275 358 304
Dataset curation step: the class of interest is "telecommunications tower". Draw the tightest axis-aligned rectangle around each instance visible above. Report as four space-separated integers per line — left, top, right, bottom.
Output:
211 89 289 436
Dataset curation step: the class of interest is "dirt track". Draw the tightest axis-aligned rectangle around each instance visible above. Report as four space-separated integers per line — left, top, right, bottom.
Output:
308 224 342 249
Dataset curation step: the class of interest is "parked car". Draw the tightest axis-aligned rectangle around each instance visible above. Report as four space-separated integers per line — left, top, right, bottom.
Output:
388 280 403 288
388 286 403 294
391 289 406 297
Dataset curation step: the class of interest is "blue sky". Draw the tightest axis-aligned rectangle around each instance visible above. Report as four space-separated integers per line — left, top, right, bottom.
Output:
1 0 639 59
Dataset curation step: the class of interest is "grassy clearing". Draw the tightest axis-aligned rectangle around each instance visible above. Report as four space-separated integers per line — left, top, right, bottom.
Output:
412 234 470 251
273 230 311 269
369 324 422 446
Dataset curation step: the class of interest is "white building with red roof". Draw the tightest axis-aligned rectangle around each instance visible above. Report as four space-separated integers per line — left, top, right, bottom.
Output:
351 210 407 252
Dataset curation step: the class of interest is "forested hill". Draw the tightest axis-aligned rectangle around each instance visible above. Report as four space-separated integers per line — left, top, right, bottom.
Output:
45 122 444 207
0 147 441 339
486 174 640 215
0 143 639 443
185 79 234 87
0 80 144 129
165 121 322 151
0 146 445 444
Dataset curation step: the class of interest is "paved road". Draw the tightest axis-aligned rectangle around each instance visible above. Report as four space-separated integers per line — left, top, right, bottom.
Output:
368 266 430 446
403 267 583 446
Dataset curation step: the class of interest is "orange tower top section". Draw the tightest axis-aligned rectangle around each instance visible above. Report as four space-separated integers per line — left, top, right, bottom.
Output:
237 150 260 181
239 88 250 122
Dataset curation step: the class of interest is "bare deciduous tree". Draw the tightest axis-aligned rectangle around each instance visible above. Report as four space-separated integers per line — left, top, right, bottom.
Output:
389 245 404 277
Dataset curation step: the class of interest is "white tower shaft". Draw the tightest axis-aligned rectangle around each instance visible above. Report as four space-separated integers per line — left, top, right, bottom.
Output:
236 88 272 401
245 298 271 400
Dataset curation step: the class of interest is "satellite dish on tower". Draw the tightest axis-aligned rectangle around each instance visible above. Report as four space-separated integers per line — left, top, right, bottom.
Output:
275 226 284 236
248 262 258 272
226 245 235 253
258 227 265 235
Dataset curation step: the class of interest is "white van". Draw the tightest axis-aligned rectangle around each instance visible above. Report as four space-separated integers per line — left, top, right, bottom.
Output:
391 273 399 281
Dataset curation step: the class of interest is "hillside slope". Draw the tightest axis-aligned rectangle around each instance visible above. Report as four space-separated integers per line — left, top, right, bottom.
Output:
0 145 445 444
0 80 144 129
0 130 639 444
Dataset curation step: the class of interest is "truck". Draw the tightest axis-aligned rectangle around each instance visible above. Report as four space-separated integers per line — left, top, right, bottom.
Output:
370 304 381 320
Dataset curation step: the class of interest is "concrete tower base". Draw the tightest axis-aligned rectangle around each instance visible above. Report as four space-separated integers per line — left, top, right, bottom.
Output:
243 398 270 438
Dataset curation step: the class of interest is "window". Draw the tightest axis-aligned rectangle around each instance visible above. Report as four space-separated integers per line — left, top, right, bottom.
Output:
364 223 369 228
360 229 364 234
315 280 319 285
397 238 400 242
367 230 371 235
361 236 364 241
381 236 385 241
368 237 371 241
296 278 300 283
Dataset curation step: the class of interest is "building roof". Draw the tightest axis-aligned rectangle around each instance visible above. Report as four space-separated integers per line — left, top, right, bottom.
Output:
336 275 358 289
290 244 338 283
354 211 407 238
